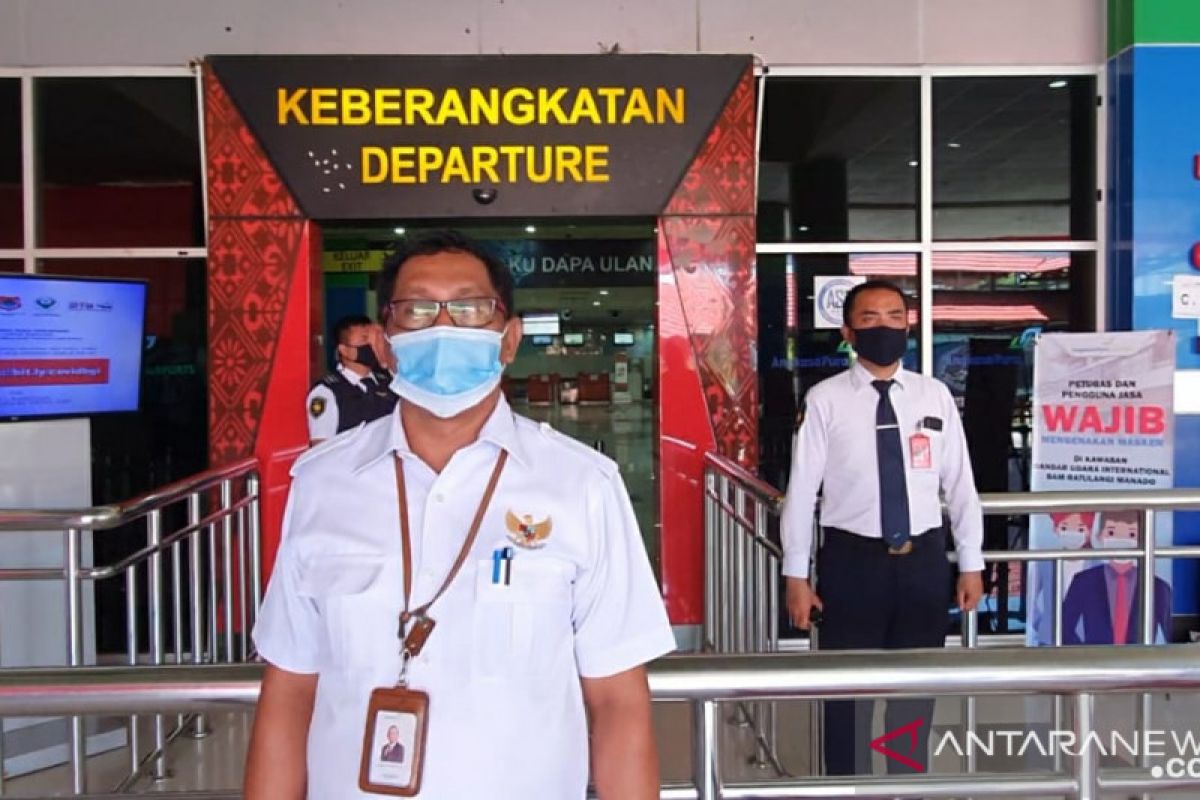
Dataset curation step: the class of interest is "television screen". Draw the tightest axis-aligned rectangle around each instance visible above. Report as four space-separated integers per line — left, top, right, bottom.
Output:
0 273 148 420
613 331 635 346
522 312 560 336
530 334 553 346
563 332 584 346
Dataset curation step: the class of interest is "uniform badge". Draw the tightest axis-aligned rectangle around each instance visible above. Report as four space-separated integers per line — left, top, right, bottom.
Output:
505 511 552 549
309 397 326 418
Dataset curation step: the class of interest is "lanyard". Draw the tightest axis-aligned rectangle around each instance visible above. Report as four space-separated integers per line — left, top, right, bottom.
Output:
392 449 507 683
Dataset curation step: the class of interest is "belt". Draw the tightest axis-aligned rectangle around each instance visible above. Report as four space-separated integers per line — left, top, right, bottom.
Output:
822 526 942 557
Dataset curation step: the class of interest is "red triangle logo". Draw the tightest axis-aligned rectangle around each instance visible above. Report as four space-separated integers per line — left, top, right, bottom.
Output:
869 717 926 772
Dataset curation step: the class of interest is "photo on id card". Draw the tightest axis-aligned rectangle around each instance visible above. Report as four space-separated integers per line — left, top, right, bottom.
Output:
358 687 429 796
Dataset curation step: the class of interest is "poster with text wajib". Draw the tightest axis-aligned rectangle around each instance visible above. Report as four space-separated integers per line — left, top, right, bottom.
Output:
1026 331 1175 647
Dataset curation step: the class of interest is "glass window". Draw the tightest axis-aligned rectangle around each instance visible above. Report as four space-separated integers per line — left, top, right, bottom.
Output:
0 261 21 272
758 252 921 488
0 79 20 248
933 76 1097 241
759 78 920 243
37 78 203 248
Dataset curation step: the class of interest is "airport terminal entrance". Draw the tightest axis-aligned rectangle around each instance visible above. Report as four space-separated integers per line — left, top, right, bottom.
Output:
319 221 661 563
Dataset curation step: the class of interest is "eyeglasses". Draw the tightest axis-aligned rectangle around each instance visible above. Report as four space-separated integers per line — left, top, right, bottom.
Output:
386 296 503 330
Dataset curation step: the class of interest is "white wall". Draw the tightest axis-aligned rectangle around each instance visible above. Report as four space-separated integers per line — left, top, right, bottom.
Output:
0 0 1103 68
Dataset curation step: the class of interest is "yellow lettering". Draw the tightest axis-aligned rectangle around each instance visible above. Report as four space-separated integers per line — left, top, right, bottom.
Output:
657 87 685 124
527 145 552 183
310 88 338 125
622 88 654 124
391 146 417 184
442 147 470 182
597 87 625 124
473 146 501 184
584 144 610 182
503 88 535 125
569 89 602 124
470 88 500 125
437 89 469 125
498 145 523 182
556 145 584 182
375 89 402 125
361 147 387 183
277 88 309 125
341 88 372 125
537 87 569 124
417 147 445 183
407 88 436 126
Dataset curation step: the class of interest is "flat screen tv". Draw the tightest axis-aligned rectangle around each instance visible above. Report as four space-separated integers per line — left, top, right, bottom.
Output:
612 331 635 346
563 332 585 346
530 334 554 346
0 273 148 421
522 312 560 336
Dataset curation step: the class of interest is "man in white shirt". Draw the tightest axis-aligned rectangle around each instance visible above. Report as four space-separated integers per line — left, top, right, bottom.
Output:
305 314 398 444
780 279 984 776
245 230 675 800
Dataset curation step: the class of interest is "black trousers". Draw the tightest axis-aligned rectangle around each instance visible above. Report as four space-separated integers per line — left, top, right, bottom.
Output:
816 526 951 776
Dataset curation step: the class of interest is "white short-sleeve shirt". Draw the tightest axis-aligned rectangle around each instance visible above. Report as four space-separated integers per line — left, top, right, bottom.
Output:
254 397 676 799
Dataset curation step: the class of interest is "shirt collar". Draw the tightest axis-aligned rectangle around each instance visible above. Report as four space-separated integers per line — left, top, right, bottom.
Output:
848 359 910 392
351 394 529 473
337 363 366 387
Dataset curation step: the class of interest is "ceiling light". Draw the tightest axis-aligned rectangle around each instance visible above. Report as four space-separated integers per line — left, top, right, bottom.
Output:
1048 79 1068 89
798 225 810 232
599 290 609 296
907 160 919 168
948 142 962 149
524 225 537 234
592 301 602 306
393 227 406 235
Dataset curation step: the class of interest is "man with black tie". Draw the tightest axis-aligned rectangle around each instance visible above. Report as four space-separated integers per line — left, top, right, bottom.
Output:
780 279 984 776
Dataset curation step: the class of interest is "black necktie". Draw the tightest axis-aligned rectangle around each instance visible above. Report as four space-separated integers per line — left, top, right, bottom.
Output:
872 379 911 549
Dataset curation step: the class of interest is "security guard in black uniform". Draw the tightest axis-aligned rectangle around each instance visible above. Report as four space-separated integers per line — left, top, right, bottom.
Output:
306 314 398 444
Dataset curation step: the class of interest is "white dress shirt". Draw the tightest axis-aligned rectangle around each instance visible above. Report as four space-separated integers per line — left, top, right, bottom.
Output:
780 361 984 580
254 396 675 799
306 364 371 441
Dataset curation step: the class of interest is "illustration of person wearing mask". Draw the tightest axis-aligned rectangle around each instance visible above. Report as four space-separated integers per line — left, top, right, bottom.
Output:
1061 510 1172 645
1031 512 1095 645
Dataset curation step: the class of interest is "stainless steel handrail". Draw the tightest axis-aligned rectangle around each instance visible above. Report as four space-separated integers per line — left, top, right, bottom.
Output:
3 647 1200 800
0 457 259 532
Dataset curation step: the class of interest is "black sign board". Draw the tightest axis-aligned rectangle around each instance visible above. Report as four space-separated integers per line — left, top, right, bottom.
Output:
207 55 748 219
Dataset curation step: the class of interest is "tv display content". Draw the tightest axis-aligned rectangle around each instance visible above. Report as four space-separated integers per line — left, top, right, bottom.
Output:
522 312 560 336
612 331 635 346
563 332 584 346
0 273 148 420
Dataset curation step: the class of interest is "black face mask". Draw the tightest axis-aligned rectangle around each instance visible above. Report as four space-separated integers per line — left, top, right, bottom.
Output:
852 326 908 366
353 344 382 372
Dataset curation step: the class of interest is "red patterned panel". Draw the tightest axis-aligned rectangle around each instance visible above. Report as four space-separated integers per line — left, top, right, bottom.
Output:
204 70 301 219
207 218 303 466
657 66 758 625
664 68 756 216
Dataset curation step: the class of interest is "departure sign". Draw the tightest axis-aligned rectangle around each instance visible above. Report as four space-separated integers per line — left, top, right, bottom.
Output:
207 55 748 219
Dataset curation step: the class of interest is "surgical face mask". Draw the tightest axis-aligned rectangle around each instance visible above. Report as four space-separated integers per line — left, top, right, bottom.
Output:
851 325 908 366
353 344 382 372
1056 530 1087 550
388 325 505 419
1097 533 1138 567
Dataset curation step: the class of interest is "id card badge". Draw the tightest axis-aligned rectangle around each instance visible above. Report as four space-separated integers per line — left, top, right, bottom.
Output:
358 686 430 797
909 432 932 470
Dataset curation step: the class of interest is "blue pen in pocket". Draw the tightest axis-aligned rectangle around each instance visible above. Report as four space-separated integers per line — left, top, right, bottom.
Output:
491 548 503 584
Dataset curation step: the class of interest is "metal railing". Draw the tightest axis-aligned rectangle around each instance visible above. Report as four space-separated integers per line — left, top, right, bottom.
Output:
704 451 1200 793
3 645 1200 799
0 458 264 795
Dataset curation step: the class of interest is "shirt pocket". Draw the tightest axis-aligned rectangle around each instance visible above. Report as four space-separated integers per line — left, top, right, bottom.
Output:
298 556 398 673
471 557 572 683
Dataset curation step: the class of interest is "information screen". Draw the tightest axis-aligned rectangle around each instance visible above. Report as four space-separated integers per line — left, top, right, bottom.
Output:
0 274 148 420
522 312 560 336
